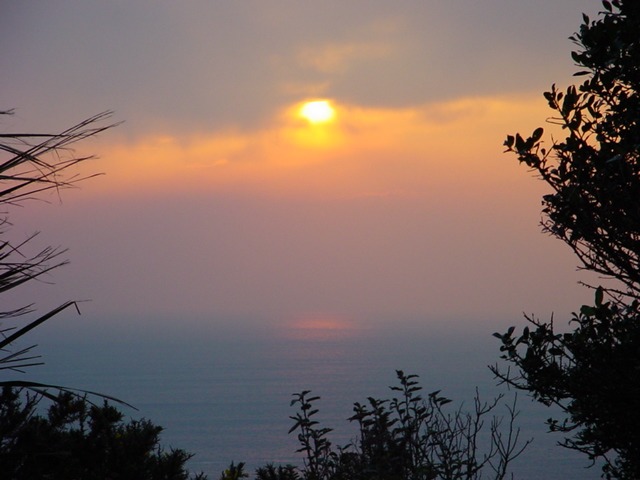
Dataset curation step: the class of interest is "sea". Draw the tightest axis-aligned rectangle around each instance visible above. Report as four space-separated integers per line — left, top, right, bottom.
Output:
21 317 600 480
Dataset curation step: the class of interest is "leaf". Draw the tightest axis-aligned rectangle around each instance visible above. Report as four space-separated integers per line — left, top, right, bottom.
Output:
504 135 515 149
580 305 596 317
531 127 544 143
562 86 577 115
288 424 300 434
595 287 604 306
0 301 80 351
0 381 135 409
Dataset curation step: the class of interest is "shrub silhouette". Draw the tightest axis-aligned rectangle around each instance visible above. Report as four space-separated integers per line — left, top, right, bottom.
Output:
223 370 529 480
0 387 206 479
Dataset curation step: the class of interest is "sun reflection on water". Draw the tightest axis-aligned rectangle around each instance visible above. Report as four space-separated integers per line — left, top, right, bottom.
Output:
282 314 360 341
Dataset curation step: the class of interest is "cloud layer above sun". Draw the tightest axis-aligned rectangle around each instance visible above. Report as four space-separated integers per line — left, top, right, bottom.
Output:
92 94 551 200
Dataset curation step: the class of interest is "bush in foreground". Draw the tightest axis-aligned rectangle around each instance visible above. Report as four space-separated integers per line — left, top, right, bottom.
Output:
222 370 529 480
0 371 526 480
0 387 206 480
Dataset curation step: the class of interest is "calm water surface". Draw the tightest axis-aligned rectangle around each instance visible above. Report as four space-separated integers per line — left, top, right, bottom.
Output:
26 319 598 479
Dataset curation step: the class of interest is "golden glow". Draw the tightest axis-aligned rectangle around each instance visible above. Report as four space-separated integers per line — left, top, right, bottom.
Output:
299 100 335 124
283 314 359 340
91 93 550 198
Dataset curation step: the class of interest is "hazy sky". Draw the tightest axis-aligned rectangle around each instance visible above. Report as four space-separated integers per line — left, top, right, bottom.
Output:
2 1 604 336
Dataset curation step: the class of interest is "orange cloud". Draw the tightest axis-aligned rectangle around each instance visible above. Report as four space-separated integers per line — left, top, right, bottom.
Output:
90 93 552 200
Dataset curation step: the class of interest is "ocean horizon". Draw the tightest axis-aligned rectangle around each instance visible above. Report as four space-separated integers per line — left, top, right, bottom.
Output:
22 316 599 479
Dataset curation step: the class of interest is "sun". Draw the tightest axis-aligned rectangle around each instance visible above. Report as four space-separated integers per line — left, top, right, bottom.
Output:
299 100 335 124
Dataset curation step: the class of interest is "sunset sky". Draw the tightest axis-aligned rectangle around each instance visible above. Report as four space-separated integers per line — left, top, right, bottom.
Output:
1 1 604 336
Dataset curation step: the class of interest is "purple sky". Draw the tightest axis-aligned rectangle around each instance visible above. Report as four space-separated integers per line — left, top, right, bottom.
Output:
2 1 604 336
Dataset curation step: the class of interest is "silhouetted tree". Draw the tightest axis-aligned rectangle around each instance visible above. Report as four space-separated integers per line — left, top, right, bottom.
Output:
493 1 640 478
0 387 207 479
502 1 640 299
0 109 118 393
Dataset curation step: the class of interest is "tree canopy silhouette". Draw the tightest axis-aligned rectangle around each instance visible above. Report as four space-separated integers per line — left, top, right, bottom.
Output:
502 1 640 300
493 1 640 478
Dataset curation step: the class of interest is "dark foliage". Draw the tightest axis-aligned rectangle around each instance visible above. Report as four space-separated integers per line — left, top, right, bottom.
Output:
255 464 301 480
502 1 640 300
0 387 206 479
495 1 640 478
222 371 528 480
492 289 640 478
0 109 121 395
